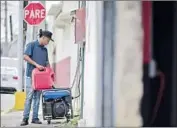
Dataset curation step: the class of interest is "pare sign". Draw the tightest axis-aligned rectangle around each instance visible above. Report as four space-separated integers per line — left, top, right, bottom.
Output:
24 2 46 25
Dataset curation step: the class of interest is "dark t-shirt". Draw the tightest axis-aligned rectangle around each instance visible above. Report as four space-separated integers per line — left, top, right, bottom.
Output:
24 40 49 77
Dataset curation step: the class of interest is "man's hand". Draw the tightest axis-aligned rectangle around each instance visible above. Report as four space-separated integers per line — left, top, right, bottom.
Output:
36 64 45 70
46 64 50 67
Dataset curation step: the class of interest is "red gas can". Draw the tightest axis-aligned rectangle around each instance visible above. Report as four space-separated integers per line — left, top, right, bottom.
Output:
32 67 55 90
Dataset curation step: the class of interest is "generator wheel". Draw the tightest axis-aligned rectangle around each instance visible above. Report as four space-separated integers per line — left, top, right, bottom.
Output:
66 118 70 123
71 105 74 119
47 120 51 124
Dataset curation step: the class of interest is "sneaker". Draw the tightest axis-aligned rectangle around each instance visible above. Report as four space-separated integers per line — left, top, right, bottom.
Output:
31 118 42 124
20 118 29 126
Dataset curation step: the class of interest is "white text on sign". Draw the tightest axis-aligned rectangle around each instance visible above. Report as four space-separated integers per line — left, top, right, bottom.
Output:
25 9 45 19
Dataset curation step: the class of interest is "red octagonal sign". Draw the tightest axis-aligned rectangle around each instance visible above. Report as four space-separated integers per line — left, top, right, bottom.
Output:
24 2 46 25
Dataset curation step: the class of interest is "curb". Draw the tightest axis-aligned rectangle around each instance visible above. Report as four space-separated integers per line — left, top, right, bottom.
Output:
14 92 26 110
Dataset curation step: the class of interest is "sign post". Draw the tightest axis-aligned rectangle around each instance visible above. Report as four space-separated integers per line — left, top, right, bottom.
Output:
24 2 46 25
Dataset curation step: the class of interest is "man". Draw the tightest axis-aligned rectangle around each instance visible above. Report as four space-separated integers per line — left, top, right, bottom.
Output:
21 30 54 126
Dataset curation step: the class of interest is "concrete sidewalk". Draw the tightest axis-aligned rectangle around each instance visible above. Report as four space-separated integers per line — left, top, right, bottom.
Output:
1 111 68 127
1 95 79 127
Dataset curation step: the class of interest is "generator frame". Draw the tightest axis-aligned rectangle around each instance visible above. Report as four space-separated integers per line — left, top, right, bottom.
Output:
41 88 74 124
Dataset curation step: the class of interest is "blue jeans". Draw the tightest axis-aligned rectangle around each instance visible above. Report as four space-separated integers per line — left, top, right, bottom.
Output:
23 77 42 120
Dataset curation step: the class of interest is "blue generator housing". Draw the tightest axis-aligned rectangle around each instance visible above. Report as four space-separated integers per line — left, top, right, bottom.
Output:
42 88 73 124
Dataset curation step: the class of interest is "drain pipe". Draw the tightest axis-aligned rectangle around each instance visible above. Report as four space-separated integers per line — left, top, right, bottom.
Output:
101 1 116 126
79 1 86 119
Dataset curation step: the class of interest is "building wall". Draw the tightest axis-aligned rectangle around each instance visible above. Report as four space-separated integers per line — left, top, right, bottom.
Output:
53 23 78 88
82 1 102 126
47 1 79 89
47 1 80 111
62 1 79 13
47 1 143 127
115 1 143 126
82 1 143 127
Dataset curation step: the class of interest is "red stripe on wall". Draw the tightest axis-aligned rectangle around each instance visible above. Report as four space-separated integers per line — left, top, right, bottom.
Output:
142 1 152 64
54 57 71 88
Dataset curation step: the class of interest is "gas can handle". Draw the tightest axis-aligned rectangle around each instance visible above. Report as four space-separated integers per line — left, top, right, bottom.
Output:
39 67 46 72
51 73 55 82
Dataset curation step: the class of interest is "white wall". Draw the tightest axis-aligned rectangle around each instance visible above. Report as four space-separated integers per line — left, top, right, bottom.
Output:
45 14 55 65
82 1 143 127
51 19 79 113
62 1 78 13
46 1 79 67
82 1 102 127
47 1 79 86
53 23 78 85
46 1 143 127
114 1 143 126
46 1 80 111
53 28 64 63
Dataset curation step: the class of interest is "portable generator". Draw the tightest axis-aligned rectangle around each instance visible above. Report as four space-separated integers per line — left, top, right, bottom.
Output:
42 88 73 124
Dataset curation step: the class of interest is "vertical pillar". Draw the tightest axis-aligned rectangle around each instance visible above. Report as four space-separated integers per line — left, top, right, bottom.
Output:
4 1 8 56
114 1 143 126
101 1 116 127
18 1 24 91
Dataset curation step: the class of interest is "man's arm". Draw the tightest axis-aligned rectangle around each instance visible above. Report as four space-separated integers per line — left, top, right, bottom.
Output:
24 43 37 66
46 49 50 67
24 54 38 67
24 43 44 69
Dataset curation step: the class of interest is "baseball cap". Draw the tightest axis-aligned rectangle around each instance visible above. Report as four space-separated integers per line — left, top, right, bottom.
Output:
40 29 54 42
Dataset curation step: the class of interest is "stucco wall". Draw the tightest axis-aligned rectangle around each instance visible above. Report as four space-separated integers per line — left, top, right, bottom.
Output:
47 1 143 127
82 1 143 127
52 23 78 88
62 1 78 13
82 1 102 127
115 1 143 126
46 1 80 112
47 1 79 89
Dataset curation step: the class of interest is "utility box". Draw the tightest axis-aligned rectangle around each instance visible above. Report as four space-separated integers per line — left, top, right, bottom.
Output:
75 8 86 44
